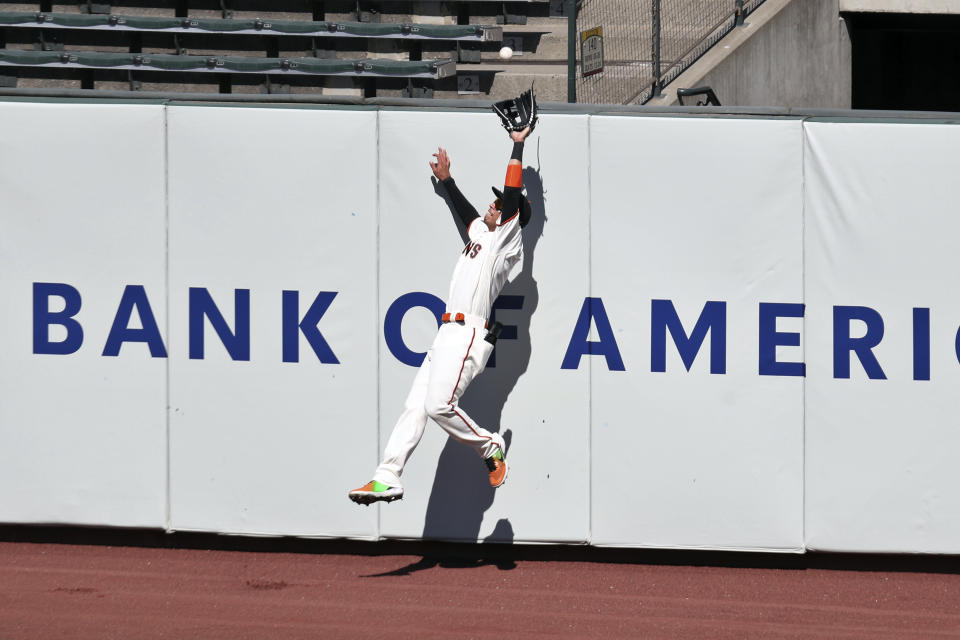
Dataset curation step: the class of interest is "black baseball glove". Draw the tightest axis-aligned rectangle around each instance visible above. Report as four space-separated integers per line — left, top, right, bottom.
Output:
492 85 538 133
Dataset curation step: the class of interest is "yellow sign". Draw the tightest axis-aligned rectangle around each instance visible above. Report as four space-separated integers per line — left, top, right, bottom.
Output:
580 26 604 77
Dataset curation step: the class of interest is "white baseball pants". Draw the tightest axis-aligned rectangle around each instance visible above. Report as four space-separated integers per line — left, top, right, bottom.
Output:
372 316 505 488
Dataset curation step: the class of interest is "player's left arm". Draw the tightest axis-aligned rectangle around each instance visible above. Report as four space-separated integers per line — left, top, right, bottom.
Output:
498 127 531 226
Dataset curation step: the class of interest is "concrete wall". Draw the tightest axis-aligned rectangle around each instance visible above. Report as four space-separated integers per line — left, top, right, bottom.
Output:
650 0 852 109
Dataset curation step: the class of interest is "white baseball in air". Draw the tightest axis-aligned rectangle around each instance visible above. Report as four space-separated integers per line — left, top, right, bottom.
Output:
498 46 513 60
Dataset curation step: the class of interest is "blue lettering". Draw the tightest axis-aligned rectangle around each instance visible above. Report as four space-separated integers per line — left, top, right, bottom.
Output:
102 285 167 357
383 292 444 367
26 284 947 384
758 302 805 377
282 290 339 364
913 307 930 381
955 324 960 369
833 305 886 379
561 297 625 371
188 288 250 361
651 300 726 374
33 282 84 355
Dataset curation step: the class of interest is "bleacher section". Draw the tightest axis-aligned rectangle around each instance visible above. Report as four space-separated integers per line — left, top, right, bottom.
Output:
0 12 501 41
0 1 568 98
0 48 456 78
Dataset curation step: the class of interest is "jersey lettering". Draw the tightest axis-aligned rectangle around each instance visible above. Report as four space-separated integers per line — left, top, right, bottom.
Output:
462 242 483 259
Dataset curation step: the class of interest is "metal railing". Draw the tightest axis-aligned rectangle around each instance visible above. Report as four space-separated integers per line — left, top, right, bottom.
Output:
676 85 721 106
573 0 767 104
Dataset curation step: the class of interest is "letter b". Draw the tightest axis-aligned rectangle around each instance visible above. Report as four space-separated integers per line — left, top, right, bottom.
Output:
33 282 84 355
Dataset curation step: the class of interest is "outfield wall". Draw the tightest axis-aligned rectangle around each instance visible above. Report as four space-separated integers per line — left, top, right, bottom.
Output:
2 99 959 553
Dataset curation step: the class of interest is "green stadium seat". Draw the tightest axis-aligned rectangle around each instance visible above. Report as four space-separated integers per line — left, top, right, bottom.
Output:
0 12 502 43
0 49 456 79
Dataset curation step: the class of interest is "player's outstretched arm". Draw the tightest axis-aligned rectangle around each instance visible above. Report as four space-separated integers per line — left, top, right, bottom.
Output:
431 146 479 228
499 127 531 224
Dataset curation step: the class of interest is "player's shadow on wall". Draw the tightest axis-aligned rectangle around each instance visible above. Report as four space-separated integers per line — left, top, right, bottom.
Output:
421 166 548 546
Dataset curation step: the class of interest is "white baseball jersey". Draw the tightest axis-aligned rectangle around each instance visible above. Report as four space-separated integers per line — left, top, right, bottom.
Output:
445 212 523 320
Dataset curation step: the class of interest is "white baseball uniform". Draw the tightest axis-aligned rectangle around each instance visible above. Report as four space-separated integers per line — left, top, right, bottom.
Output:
372 197 524 489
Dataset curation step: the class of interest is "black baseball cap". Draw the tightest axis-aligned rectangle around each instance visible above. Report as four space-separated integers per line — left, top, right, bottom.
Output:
491 186 531 228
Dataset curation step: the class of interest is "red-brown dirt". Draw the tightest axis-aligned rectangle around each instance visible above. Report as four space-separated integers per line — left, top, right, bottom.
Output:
1 537 959 639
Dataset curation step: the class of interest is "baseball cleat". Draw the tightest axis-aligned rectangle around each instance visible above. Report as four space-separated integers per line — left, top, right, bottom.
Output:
348 480 403 505
485 448 508 488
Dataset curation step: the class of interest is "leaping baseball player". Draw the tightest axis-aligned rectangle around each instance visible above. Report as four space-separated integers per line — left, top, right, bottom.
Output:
349 89 538 505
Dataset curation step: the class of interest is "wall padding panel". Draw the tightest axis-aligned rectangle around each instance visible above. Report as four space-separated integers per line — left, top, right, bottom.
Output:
804 120 960 553
375 111 591 544
588 115 805 551
166 105 378 537
0 101 168 527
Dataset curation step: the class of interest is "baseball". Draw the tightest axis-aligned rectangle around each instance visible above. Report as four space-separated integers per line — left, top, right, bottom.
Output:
499 46 513 60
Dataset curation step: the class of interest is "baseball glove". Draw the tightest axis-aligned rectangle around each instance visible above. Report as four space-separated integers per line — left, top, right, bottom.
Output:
492 85 538 133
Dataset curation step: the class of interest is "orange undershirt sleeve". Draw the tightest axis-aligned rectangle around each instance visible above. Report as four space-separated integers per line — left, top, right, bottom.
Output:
504 163 523 188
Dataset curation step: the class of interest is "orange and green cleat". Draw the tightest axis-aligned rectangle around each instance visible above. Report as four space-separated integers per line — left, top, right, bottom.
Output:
348 480 403 505
485 448 508 488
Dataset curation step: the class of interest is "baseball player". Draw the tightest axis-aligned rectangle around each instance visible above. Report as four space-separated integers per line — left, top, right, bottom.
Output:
349 124 534 505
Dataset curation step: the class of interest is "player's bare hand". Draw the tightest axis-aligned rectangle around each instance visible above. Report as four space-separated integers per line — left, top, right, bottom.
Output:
429 147 451 180
510 126 532 143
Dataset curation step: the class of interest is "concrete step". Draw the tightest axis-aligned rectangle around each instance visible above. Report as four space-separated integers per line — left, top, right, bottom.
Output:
485 62 566 100
439 61 568 100
492 22 567 62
